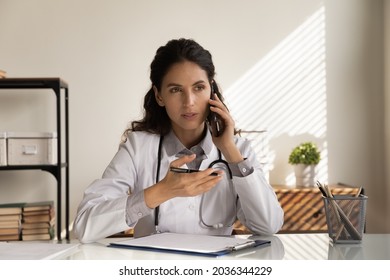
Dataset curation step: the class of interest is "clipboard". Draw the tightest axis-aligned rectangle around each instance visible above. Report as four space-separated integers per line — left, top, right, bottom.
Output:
108 232 270 256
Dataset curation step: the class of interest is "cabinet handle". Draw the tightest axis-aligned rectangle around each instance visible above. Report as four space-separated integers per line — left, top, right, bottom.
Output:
22 145 38 155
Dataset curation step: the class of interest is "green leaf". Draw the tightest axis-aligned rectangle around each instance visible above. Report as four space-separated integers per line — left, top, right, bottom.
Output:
288 142 320 165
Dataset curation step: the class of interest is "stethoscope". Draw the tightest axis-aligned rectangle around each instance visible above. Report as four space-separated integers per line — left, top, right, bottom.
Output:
154 134 237 229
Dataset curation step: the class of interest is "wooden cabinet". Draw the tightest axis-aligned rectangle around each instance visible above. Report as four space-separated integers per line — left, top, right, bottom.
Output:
274 185 359 233
233 185 360 234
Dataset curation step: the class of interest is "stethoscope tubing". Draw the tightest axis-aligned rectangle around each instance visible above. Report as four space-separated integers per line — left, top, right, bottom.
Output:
154 134 236 229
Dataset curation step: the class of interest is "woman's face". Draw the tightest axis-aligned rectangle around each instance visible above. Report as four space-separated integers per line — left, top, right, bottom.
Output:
154 61 211 139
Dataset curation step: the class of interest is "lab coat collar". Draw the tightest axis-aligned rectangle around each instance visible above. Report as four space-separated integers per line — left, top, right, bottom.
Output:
164 127 213 158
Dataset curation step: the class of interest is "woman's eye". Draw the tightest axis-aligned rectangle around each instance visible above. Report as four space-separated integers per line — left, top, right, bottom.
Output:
194 85 205 92
169 87 182 93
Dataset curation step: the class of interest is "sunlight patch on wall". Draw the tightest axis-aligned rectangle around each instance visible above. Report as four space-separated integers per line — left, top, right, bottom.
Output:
224 6 327 185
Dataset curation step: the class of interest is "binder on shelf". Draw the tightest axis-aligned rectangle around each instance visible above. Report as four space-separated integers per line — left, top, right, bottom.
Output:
21 201 55 241
0 202 23 241
0 201 55 241
23 200 54 212
0 202 24 215
109 232 270 256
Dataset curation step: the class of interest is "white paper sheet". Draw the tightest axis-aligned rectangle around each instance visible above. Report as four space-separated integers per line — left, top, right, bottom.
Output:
0 242 79 260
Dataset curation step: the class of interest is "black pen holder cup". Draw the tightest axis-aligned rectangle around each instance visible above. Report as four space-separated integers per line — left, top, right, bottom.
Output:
322 195 367 244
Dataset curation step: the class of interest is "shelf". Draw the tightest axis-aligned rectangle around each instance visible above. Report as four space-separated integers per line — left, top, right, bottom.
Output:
0 164 67 177
0 77 68 90
0 77 69 241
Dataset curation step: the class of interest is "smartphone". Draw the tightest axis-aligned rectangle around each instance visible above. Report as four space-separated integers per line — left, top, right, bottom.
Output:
170 167 219 176
208 80 224 137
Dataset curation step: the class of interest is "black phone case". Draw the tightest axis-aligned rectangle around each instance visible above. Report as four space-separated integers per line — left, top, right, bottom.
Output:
208 81 224 137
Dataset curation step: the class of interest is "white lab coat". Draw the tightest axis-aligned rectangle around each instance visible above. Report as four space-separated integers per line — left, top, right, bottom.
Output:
74 130 284 243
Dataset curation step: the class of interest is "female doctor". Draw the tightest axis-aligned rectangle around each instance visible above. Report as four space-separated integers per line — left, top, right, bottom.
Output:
74 38 284 243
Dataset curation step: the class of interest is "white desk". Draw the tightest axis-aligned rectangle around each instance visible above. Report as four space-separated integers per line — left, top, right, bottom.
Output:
1 234 388 280
56 233 390 260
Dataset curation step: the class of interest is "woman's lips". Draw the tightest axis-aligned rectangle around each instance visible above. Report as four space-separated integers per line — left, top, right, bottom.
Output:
182 113 198 120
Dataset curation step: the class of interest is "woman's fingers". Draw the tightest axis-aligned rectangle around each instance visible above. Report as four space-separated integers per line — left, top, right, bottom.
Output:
165 166 223 197
170 154 196 168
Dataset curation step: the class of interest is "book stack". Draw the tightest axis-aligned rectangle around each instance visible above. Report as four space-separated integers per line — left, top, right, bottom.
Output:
21 201 55 241
0 203 23 241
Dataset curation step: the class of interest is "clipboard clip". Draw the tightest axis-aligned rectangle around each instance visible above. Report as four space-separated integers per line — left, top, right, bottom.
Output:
228 240 256 251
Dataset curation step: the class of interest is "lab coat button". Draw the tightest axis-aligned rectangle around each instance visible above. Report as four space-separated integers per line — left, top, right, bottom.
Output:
137 212 143 217
189 204 195 210
242 167 247 173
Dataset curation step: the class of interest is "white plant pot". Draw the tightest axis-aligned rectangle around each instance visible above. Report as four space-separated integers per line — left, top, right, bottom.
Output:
294 164 316 187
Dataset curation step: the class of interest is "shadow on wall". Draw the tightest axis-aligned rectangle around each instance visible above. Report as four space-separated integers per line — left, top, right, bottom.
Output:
269 133 326 186
224 5 327 185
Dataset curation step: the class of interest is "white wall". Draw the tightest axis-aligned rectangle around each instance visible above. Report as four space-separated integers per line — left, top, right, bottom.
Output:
0 0 387 236
326 0 385 233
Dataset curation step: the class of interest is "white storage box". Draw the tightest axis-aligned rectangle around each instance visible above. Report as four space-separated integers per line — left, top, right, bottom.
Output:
0 132 6 166
7 132 57 165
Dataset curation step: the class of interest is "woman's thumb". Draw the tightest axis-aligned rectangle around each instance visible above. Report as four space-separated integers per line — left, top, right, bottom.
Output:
170 154 196 168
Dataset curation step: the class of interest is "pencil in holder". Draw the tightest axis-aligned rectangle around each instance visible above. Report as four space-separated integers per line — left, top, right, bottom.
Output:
322 194 367 244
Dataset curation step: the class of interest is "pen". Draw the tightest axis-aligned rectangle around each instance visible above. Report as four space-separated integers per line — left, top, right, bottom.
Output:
316 181 328 197
169 167 219 176
335 186 364 239
318 186 328 197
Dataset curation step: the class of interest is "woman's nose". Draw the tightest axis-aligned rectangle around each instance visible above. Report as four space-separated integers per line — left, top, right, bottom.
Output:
183 91 195 106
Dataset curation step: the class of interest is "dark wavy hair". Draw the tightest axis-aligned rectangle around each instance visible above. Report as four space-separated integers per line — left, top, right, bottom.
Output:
123 38 224 140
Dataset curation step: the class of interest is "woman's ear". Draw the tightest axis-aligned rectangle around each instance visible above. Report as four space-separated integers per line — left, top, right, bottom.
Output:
153 86 165 107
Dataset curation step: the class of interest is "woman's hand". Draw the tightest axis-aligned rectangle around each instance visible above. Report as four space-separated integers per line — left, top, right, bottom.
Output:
144 154 223 209
209 94 244 163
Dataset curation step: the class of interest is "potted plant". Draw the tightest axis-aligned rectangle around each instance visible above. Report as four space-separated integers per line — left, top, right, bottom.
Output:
288 142 321 187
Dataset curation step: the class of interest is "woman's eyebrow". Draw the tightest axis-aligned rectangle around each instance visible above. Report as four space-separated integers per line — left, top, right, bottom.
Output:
166 80 206 87
193 80 207 86
166 82 182 87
